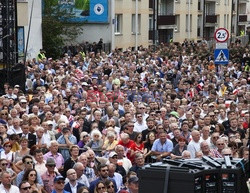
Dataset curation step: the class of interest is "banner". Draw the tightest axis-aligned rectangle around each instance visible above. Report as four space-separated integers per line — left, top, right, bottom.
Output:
58 0 108 23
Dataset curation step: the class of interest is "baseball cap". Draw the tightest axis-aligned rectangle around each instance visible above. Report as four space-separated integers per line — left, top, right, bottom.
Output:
169 111 179 119
109 152 117 158
47 120 53 125
54 175 65 183
20 99 27 103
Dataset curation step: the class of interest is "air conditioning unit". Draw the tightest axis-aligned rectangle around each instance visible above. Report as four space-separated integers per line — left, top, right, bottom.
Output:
174 27 178 32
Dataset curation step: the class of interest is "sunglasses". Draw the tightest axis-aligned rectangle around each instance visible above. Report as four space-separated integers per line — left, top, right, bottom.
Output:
25 161 33 165
4 145 11 148
47 165 56 167
21 186 31 190
56 181 65 184
108 185 114 188
1 113 8 115
112 156 118 159
83 135 88 138
101 169 108 172
98 186 106 190
29 173 36 177
1 163 8 166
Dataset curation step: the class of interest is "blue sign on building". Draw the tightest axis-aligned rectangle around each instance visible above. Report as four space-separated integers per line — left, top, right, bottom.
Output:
214 49 229 65
50 0 108 23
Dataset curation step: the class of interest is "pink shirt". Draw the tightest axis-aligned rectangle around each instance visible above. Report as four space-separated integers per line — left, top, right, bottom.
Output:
41 171 57 193
43 151 64 168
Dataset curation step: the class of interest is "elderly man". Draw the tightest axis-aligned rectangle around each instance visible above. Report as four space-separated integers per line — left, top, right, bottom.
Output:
44 140 64 172
0 171 20 193
108 163 123 190
108 151 126 177
129 153 145 175
115 145 132 174
64 169 85 193
78 153 96 182
118 133 135 161
151 131 173 160
187 130 201 159
41 158 59 193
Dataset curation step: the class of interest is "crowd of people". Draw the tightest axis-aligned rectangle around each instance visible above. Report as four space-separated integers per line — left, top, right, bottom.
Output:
0 40 249 193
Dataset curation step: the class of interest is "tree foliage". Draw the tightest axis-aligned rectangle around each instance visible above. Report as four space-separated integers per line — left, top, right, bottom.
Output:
42 0 83 59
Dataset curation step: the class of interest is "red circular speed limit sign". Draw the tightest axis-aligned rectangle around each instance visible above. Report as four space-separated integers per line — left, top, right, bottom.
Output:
214 28 229 42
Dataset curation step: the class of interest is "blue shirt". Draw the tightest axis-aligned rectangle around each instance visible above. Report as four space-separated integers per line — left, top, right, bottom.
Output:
52 190 70 193
151 138 173 153
57 134 77 161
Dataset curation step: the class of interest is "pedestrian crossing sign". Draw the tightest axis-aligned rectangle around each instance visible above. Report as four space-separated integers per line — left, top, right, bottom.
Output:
214 49 229 65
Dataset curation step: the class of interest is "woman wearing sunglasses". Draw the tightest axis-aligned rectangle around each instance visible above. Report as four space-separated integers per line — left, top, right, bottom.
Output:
94 181 107 193
104 180 115 193
22 169 43 193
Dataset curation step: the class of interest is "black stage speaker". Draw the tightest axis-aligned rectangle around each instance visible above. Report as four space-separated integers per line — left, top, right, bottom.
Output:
138 156 249 193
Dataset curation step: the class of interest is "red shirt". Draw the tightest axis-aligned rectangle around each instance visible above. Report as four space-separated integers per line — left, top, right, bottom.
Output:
118 140 135 161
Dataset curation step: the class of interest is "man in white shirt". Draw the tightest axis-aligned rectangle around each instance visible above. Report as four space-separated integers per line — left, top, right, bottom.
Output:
187 130 201 158
133 113 147 133
115 145 132 174
64 169 85 193
7 118 23 136
0 171 20 193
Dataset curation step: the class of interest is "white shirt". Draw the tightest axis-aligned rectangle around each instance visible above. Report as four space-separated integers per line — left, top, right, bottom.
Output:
109 172 123 189
133 121 148 133
69 182 78 193
65 174 90 187
187 140 201 159
0 184 20 193
117 157 132 174
7 126 22 135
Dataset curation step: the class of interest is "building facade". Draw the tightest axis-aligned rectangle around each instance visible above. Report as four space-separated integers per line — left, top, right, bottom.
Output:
149 0 250 43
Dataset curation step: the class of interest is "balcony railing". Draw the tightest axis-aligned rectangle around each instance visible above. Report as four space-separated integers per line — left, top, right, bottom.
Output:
239 15 247 22
206 15 217 23
157 15 176 25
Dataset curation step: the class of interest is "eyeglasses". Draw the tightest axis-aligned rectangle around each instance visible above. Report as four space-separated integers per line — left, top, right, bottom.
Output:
56 181 65 184
108 185 114 188
25 161 33 165
97 186 106 190
29 173 36 177
112 156 118 159
21 186 31 190
1 163 8 166
1 113 8 115
4 145 11 148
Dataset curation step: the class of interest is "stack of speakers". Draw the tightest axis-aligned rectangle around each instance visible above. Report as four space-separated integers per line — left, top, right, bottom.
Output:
138 156 249 193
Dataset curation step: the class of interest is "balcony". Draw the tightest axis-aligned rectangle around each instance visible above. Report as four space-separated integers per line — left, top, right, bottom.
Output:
206 15 217 23
157 15 176 26
239 15 247 22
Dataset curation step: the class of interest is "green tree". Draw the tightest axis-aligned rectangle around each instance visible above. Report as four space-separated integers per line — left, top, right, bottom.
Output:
42 0 83 59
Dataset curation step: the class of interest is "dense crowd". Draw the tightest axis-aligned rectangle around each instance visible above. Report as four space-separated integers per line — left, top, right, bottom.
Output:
0 40 249 193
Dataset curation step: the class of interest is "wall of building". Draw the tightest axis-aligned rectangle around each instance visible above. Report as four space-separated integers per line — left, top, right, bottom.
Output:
17 0 42 60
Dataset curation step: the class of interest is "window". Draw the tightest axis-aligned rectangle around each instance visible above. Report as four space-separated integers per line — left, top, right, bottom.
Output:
132 14 141 34
115 14 122 34
149 14 153 30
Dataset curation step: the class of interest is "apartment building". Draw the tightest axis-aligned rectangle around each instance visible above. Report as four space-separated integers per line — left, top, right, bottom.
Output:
149 0 249 43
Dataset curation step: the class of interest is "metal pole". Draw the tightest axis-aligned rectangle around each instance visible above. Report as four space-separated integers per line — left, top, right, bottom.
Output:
135 0 138 51
23 0 34 64
188 0 191 40
111 0 115 51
